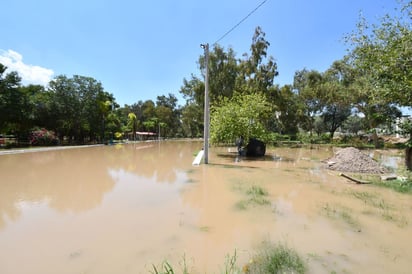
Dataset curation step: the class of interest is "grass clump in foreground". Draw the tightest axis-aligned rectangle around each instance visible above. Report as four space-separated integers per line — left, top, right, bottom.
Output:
151 243 306 274
150 255 190 274
235 185 271 210
244 242 306 274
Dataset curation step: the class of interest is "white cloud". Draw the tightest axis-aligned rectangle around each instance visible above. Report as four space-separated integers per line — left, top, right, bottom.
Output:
0 49 54 86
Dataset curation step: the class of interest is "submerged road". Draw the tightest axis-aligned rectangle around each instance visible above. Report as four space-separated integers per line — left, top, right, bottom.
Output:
0 144 103 155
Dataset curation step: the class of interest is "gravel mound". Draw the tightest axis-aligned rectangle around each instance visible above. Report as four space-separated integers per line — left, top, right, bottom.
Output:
325 147 387 174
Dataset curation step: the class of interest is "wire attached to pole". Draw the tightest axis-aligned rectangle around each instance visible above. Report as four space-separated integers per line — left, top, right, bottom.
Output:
214 0 268 45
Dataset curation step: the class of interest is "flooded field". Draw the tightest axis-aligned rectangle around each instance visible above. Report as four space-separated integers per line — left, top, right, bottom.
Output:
0 141 411 273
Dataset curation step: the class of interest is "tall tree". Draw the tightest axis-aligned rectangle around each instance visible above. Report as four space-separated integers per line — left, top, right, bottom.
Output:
293 69 324 134
346 3 412 107
321 60 353 139
346 1 412 166
48 75 116 143
155 93 180 137
236 26 279 94
266 85 301 136
0 64 27 136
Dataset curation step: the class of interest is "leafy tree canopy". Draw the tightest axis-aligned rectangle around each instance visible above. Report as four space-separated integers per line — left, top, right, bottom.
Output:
210 92 272 144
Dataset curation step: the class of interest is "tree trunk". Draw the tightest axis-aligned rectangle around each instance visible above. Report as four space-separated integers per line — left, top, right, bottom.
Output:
372 130 380 148
406 147 412 171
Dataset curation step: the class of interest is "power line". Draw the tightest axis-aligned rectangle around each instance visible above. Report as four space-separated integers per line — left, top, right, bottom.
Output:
214 0 269 45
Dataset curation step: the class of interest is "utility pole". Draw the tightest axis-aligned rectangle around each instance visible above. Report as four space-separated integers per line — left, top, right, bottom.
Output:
201 43 210 164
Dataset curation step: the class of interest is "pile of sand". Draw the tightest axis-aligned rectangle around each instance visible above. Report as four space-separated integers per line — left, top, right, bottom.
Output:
325 147 387 174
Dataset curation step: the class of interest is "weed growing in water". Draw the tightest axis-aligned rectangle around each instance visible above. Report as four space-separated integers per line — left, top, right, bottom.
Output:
373 178 412 193
223 249 241 274
150 254 191 274
247 185 268 196
347 190 392 210
152 243 306 274
346 190 408 227
351 172 412 194
235 185 271 210
244 242 306 274
321 203 361 231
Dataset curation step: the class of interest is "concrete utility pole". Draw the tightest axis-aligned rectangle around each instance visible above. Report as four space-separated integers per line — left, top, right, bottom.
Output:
201 43 210 164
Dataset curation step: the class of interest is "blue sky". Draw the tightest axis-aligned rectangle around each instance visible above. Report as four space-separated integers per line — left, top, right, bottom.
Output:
0 0 403 108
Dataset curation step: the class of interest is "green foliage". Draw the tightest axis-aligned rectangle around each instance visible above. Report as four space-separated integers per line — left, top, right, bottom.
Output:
150 255 191 274
235 185 270 210
30 128 59 146
346 1 412 108
244 242 306 274
321 203 360 230
341 115 364 135
296 132 331 144
372 177 412 194
223 249 240 274
266 85 301 135
181 103 203 138
210 92 272 144
398 118 412 146
48 75 118 143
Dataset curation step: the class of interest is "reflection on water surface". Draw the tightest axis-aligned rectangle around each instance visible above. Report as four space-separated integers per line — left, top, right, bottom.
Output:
0 141 411 273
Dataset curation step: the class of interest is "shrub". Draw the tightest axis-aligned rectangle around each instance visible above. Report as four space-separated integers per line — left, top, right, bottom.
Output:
30 128 59 146
244 242 306 274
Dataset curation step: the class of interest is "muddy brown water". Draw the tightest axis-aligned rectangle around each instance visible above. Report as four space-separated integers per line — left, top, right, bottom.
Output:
0 141 411 274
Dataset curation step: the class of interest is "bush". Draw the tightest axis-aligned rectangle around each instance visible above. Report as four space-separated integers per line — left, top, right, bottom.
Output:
30 128 59 146
297 132 330 144
244 242 306 274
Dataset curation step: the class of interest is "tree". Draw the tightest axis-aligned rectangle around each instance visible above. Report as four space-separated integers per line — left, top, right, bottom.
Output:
346 1 412 167
180 103 203 138
321 61 353 139
346 3 412 107
48 75 116 143
342 115 364 135
293 69 325 134
179 26 278 107
156 93 180 137
322 104 352 139
127 113 137 140
0 64 27 136
266 85 301 136
198 45 238 103
236 26 279 95
210 92 272 145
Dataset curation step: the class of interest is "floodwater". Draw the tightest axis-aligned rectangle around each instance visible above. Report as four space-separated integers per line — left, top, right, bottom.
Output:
0 141 411 274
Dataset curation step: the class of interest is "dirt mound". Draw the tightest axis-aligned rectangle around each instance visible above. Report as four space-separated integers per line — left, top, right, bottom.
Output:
325 147 387 174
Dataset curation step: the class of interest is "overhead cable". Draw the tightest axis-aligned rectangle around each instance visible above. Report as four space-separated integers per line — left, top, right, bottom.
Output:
214 0 269 45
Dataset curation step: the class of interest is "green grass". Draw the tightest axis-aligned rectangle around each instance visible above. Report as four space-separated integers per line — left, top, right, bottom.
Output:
246 185 268 196
349 172 412 194
373 179 412 194
347 190 392 210
345 189 408 227
199 226 211 232
244 242 306 274
235 185 271 210
152 243 306 274
150 255 190 274
321 203 360 231
223 249 240 274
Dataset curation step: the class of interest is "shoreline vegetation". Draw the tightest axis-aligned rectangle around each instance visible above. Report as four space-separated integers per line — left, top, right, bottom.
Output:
151 242 306 274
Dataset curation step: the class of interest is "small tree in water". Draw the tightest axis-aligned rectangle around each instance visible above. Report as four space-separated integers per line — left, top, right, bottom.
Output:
210 92 273 145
